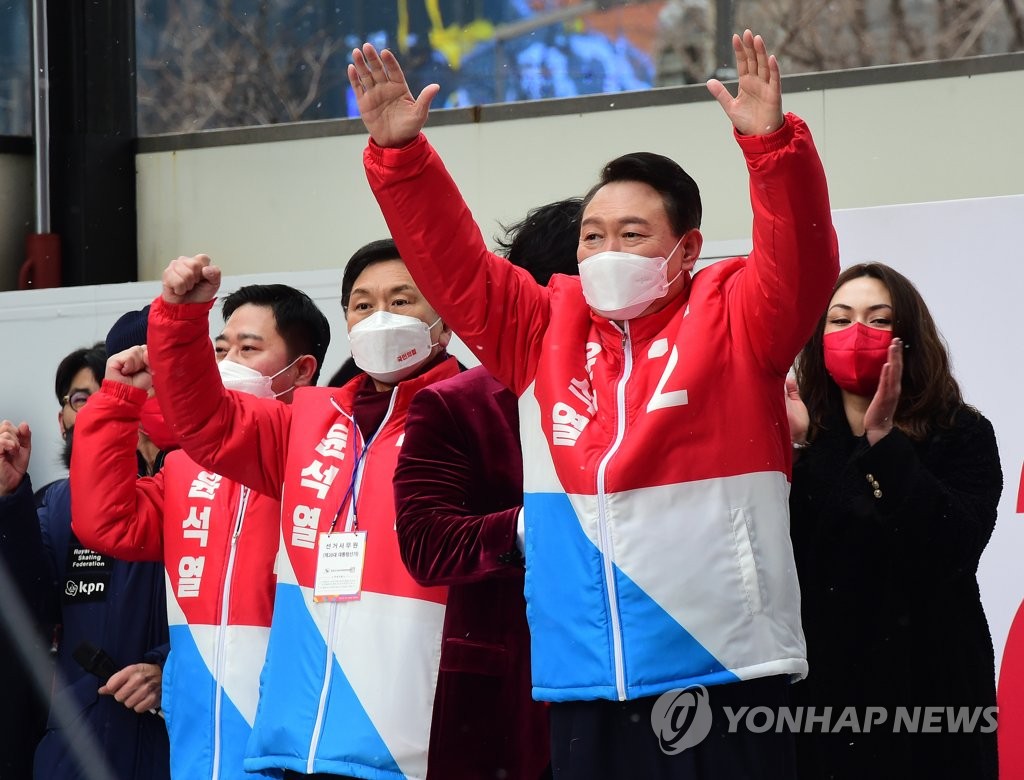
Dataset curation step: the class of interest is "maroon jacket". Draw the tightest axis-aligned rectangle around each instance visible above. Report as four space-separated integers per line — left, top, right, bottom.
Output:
394 366 549 780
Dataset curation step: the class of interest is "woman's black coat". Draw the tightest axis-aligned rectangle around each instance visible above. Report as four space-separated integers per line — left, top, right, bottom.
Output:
789 407 1002 780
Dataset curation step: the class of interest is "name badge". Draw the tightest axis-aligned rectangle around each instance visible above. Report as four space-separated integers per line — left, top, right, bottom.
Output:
313 531 367 603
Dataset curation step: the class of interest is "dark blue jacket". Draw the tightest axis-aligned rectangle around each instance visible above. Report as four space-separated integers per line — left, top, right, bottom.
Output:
0 475 50 779
0 474 171 780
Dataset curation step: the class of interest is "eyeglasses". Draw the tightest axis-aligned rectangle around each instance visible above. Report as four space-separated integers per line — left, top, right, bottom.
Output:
61 390 92 412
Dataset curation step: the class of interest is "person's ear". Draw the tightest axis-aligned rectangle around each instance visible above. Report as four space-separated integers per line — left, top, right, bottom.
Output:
438 320 452 349
679 229 703 273
58 410 67 439
294 355 318 388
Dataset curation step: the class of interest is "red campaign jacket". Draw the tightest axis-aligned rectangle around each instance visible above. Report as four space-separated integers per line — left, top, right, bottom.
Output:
365 115 840 702
394 365 549 780
147 294 460 779
70 380 279 780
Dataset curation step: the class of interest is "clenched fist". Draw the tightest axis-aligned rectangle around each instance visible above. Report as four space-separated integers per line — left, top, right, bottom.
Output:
0 420 31 496
106 346 154 393
162 254 222 305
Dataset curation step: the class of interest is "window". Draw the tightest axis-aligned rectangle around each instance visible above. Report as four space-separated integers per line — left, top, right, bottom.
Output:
135 0 1024 136
0 0 31 137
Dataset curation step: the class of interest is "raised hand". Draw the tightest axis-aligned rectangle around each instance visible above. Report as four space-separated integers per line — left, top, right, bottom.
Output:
348 44 440 148
162 254 221 305
0 420 31 496
105 346 153 393
864 338 903 446
707 30 784 137
785 374 809 446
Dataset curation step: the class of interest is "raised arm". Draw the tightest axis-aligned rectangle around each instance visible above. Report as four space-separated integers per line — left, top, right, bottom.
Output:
0 422 53 625
70 348 167 561
711 32 839 375
706 30 785 137
352 44 552 395
147 254 292 497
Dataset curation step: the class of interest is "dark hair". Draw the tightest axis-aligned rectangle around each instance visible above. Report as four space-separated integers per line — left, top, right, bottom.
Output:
327 357 363 388
495 198 582 285
582 152 702 236
796 262 966 441
54 343 107 404
341 239 402 310
221 284 331 384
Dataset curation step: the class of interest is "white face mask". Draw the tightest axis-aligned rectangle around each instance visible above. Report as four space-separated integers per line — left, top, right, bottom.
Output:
218 356 299 399
348 311 441 385
579 235 686 320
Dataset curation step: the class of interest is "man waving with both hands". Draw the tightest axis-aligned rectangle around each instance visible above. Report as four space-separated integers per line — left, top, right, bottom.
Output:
349 28 837 780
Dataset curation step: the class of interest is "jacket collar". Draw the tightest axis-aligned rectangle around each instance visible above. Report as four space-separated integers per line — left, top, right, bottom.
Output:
384 354 460 436
589 275 691 352
330 354 461 436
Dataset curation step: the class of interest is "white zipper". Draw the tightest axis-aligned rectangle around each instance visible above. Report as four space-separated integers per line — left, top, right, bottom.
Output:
595 323 632 701
305 391 399 771
306 603 337 774
212 484 249 780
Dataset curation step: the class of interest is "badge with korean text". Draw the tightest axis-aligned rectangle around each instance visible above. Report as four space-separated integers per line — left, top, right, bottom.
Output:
313 531 367 602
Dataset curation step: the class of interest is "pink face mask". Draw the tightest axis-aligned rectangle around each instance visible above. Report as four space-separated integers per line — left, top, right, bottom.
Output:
140 395 178 451
823 323 893 397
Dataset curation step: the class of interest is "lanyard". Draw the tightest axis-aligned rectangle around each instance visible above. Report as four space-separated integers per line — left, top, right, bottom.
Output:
327 428 375 534
324 389 398 534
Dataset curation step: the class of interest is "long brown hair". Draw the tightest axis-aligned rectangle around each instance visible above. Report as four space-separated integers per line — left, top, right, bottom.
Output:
796 263 965 441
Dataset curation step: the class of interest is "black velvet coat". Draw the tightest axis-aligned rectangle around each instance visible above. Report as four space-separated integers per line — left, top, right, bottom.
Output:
789 407 1002 780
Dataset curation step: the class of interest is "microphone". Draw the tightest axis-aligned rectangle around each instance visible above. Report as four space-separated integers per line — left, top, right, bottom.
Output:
73 641 164 719
72 641 118 682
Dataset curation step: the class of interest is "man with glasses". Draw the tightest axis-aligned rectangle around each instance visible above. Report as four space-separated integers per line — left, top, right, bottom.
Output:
54 344 105 471
62 388 92 413
0 344 99 780
62 387 94 414
0 334 171 780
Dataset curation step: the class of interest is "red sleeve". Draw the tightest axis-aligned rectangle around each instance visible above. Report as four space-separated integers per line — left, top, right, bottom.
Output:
728 113 839 375
394 385 522 586
70 381 166 561
364 135 551 396
146 296 291 498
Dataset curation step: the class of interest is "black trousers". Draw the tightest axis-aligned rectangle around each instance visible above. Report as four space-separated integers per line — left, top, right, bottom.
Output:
550 675 797 780
284 761 551 779
285 767 550 779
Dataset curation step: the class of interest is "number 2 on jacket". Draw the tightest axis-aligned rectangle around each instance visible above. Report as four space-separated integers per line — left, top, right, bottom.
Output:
646 340 688 412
